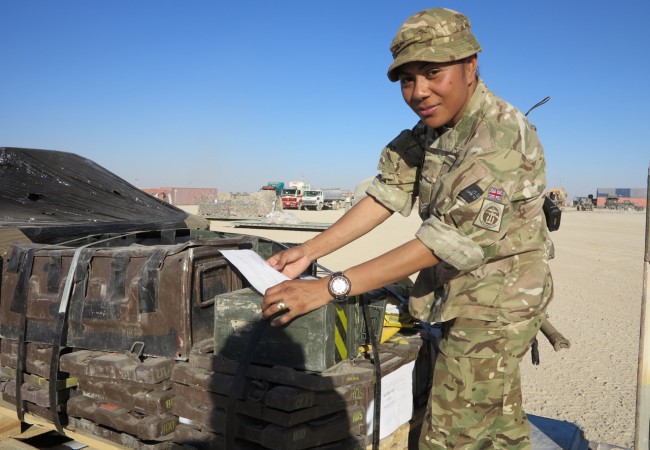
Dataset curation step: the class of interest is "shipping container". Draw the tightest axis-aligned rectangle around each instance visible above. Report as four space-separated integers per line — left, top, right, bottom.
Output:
140 187 218 205
597 187 647 199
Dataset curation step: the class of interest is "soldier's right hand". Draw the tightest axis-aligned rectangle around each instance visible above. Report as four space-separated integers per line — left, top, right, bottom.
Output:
267 245 313 280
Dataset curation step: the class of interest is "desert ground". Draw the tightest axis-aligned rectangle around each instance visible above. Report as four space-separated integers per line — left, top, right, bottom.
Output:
204 206 647 448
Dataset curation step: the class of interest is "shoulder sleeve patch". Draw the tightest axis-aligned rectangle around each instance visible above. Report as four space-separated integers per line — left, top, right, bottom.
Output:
458 183 484 203
473 199 505 232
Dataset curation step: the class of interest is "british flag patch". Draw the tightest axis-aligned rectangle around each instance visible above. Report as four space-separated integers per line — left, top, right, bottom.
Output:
487 187 504 202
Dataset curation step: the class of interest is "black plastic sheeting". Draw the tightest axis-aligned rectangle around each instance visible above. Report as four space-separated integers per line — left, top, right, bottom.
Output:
0 147 203 244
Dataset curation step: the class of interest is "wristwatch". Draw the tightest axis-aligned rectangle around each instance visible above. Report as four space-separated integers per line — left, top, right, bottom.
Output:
328 271 351 302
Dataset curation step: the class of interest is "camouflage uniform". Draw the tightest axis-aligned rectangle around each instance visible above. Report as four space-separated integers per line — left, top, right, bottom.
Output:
366 9 554 449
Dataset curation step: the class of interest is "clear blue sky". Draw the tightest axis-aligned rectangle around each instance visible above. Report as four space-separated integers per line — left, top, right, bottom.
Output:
2 1 649 201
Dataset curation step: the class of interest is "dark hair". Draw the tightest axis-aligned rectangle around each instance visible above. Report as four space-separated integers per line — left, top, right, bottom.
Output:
460 55 480 79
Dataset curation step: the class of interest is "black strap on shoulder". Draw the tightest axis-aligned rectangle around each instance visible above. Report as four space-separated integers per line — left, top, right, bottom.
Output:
531 337 540 365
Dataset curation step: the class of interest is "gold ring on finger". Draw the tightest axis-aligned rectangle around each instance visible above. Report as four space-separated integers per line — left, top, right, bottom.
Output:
277 301 286 311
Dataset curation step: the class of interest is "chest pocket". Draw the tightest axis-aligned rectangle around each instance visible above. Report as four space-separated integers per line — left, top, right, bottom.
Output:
418 148 457 220
434 156 512 246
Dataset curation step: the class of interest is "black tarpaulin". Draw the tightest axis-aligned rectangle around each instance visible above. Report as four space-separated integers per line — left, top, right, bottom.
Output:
0 147 205 245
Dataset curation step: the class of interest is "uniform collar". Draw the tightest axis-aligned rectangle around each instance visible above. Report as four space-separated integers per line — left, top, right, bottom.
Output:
434 77 488 149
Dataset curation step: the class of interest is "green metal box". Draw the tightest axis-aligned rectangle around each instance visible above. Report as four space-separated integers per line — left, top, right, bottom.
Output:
213 288 386 372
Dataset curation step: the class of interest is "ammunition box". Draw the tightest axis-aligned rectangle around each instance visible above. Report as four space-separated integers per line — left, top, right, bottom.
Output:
0 237 252 359
67 394 177 440
213 288 387 372
172 381 358 427
2 393 64 422
172 395 366 450
76 374 173 391
0 339 54 378
189 351 372 391
171 425 372 450
68 417 173 450
78 379 174 415
172 362 370 412
60 350 174 384
0 367 77 391
194 334 423 390
171 423 373 450
3 379 71 407
172 423 257 450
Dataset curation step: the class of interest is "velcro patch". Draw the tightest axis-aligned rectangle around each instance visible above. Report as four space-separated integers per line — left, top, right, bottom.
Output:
458 183 484 203
487 187 504 202
473 199 505 232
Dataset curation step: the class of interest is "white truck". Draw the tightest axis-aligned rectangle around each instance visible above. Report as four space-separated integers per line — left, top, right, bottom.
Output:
301 188 350 210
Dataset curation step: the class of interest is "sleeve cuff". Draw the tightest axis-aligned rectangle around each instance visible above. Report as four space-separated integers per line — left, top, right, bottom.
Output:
365 177 415 217
416 217 485 271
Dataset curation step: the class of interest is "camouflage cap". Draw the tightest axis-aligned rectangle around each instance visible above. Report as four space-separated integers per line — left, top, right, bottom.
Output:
387 8 482 82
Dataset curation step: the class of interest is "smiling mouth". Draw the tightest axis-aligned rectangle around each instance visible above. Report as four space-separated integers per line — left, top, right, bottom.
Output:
418 104 438 117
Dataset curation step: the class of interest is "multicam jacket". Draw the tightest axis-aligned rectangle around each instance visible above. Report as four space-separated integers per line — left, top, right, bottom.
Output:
366 78 554 323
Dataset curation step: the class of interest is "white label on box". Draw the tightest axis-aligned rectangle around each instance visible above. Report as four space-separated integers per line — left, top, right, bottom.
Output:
366 360 415 439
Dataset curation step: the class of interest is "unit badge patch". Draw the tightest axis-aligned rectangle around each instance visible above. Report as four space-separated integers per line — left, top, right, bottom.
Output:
473 199 505 232
487 187 504 202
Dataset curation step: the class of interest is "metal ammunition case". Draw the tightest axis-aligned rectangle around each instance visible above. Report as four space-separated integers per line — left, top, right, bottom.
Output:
171 394 366 450
0 237 255 359
66 394 177 440
68 417 172 450
78 379 174 415
213 288 387 372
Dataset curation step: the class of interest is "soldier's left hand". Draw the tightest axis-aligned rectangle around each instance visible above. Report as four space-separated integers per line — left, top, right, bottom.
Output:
262 278 331 326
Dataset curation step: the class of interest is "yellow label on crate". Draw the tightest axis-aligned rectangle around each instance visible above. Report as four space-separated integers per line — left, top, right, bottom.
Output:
334 303 348 360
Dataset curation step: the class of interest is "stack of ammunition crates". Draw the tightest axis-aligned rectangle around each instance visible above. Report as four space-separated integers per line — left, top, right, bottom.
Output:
61 350 177 447
0 231 434 449
170 335 429 449
0 339 75 425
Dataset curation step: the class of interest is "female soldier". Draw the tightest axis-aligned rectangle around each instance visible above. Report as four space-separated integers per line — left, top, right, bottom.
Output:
262 8 553 448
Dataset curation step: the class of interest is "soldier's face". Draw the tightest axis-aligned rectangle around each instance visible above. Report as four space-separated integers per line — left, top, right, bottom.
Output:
397 57 477 129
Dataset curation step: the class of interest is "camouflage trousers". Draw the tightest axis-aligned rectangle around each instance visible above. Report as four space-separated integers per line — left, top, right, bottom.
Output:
419 315 544 449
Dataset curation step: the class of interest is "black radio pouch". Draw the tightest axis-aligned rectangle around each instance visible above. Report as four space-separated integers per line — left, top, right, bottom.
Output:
543 196 562 231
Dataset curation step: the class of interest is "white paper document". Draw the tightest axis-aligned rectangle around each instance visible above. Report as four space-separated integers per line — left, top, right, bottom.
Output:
366 360 415 439
220 249 289 294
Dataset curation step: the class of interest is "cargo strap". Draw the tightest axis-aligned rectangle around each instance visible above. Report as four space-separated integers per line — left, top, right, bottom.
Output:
139 248 167 313
8 245 35 423
47 231 143 435
225 319 271 449
361 293 381 450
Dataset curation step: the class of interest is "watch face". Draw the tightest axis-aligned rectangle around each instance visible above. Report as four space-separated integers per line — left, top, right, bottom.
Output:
331 276 350 295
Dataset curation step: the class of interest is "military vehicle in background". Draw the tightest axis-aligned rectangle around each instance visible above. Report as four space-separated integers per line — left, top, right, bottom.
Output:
605 195 621 210
575 196 594 211
604 195 644 211
620 200 644 211
547 187 567 208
